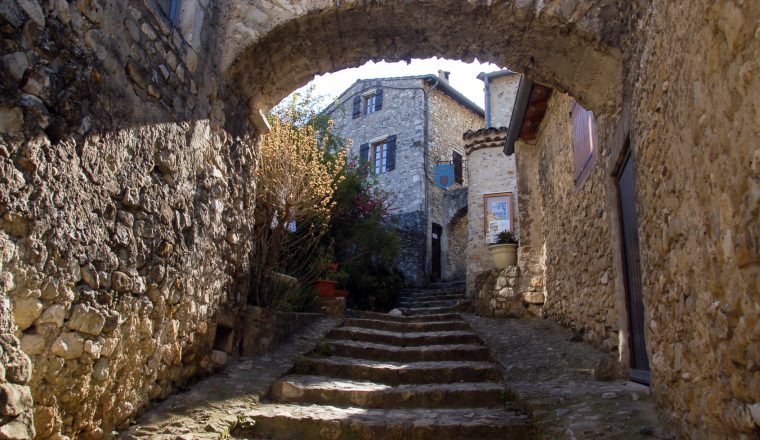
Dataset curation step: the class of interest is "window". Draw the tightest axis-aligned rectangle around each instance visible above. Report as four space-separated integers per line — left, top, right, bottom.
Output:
158 0 181 24
373 141 387 174
452 150 463 184
352 88 383 119
359 135 396 174
571 101 598 185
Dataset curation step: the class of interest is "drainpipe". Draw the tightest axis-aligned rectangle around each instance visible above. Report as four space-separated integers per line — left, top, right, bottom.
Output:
483 75 491 128
422 79 435 284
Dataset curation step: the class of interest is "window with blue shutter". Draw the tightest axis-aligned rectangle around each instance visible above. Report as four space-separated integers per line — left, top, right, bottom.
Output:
353 96 361 119
359 143 370 164
386 135 396 172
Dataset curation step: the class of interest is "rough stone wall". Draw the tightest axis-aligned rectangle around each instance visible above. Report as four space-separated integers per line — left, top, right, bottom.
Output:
514 141 547 314
464 131 519 297
445 212 467 281
0 294 34 439
325 78 427 285
487 74 521 128
622 1 760 437
531 93 621 353
0 0 258 437
426 85 483 281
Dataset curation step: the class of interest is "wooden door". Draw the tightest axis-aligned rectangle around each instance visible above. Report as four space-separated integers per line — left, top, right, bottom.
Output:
431 223 442 281
617 149 650 383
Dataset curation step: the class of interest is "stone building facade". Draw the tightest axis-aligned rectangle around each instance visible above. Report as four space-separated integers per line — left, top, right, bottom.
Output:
463 72 524 296
324 75 483 286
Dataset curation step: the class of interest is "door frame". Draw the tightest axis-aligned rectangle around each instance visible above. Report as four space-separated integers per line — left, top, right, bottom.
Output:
431 223 443 281
608 104 650 385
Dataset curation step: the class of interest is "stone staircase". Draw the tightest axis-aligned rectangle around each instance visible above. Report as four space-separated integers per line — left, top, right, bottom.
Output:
395 280 468 315
236 283 533 439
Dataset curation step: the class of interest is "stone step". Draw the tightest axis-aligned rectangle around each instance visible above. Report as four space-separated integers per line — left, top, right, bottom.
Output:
330 340 492 362
292 356 503 385
402 290 465 299
400 306 459 316
346 309 463 323
397 299 462 308
398 294 466 303
329 326 482 346
343 318 472 333
271 375 508 408
241 404 533 440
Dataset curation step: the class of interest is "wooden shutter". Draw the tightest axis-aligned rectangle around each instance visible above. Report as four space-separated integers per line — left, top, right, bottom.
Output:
359 143 369 163
375 87 383 111
453 151 463 184
386 135 396 171
572 103 595 180
352 96 361 119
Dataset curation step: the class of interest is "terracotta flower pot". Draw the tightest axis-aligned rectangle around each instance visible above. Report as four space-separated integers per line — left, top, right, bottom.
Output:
314 279 337 297
489 244 518 269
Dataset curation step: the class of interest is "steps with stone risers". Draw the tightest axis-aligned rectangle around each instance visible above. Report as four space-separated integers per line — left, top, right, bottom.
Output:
329 326 482 346
244 404 533 440
292 356 503 385
271 375 508 408
330 340 492 362
236 285 532 439
397 298 462 308
400 305 464 316
347 309 463 323
343 318 472 332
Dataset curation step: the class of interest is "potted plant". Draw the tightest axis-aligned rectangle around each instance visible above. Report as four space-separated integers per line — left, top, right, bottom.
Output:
328 270 350 298
313 279 337 297
489 230 518 269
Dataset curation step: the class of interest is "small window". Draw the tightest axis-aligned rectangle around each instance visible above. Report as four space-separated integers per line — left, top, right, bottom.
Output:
373 141 387 173
365 94 378 115
452 151 463 184
571 102 598 185
359 135 396 175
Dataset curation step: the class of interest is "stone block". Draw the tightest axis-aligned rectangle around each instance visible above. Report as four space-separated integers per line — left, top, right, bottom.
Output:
211 349 228 366
19 335 44 356
36 304 65 327
11 297 42 331
51 333 84 360
522 291 545 305
1 52 29 82
67 304 105 336
0 383 33 417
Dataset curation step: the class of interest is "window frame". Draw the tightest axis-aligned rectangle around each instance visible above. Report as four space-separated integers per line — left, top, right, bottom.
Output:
571 101 599 186
364 93 378 115
372 139 389 175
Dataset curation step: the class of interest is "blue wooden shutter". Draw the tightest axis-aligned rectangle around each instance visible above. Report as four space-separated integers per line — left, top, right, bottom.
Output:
352 96 361 119
359 143 369 163
386 135 396 171
375 87 383 111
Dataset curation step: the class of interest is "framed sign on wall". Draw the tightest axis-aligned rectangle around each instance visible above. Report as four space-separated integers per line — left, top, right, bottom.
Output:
484 192 513 244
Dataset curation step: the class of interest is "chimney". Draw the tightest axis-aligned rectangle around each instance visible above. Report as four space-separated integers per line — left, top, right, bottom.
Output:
438 70 450 82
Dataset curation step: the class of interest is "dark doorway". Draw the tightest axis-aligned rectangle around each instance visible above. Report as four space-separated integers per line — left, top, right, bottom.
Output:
617 146 650 384
431 223 442 281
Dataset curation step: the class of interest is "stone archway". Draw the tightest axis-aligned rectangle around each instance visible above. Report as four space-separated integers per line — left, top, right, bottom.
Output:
221 0 624 116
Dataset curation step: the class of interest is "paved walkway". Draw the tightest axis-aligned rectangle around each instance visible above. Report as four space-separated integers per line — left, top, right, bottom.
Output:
465 313 673 439
121 317 341 439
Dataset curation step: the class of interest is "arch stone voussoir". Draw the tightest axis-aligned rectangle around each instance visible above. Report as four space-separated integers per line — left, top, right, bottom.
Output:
222 0 624 115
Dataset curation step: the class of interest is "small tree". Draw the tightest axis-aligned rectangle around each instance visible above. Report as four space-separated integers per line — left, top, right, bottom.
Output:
249 103 345 309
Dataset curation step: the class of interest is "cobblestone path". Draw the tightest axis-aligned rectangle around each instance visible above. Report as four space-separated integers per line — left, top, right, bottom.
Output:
236 284 534 439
